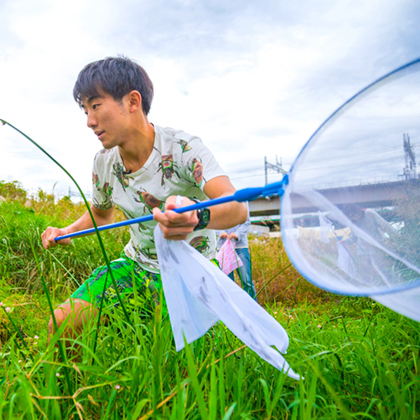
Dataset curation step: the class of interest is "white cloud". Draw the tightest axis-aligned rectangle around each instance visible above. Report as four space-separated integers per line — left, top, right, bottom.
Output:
0 0 419 193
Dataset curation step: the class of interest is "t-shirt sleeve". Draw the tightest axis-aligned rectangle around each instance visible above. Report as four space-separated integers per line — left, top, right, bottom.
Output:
91 153 114 210
181 137 227 192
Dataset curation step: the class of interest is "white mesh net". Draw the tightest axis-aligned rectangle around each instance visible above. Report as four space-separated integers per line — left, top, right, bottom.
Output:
281 60 420 321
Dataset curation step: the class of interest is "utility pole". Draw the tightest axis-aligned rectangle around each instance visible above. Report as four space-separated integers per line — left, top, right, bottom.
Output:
264 156 286 185
402 133 417 180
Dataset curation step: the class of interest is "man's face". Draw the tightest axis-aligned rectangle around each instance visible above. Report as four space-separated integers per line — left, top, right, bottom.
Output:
81 92 130 149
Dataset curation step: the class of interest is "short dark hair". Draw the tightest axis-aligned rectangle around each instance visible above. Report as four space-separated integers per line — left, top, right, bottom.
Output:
73 56 154 115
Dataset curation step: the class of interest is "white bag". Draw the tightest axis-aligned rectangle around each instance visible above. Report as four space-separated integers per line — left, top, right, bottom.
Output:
154 226 300 380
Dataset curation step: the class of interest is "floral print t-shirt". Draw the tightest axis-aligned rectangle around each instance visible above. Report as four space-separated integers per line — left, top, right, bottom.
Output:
91 125 227 273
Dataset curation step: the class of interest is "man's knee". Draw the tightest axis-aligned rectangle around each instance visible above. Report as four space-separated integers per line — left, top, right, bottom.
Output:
48 306 71 335
48 300 96 337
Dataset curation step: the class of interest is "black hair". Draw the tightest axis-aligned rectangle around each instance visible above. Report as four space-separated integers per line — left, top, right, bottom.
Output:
73 56 154 115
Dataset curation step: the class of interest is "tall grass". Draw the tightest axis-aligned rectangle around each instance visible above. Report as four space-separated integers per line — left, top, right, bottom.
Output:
249 237 335 306
0 190 419 419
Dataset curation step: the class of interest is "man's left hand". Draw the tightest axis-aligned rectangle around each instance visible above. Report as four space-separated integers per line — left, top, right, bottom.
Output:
153 196 198 240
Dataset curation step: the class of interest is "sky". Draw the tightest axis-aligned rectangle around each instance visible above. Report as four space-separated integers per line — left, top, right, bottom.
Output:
1 0 420 198
292 65 420 187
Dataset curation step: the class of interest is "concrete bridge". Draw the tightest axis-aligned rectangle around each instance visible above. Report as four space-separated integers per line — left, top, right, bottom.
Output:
249 179 420 217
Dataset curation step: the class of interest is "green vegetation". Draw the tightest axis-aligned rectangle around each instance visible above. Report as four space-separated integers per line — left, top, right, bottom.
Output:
0 182 419 419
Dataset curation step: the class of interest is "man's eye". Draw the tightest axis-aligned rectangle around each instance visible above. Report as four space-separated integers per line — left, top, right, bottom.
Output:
93 104 99 110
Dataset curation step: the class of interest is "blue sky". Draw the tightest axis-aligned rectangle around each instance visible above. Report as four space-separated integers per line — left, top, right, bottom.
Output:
1 0 419 195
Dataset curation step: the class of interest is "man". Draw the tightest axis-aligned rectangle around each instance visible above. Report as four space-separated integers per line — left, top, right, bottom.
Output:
217 203 257 300
41 56 247 340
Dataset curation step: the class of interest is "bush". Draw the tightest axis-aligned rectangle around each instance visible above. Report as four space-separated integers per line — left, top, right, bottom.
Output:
0 180 27 202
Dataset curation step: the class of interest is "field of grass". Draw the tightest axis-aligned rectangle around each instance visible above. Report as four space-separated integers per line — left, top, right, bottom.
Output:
0 182 419 419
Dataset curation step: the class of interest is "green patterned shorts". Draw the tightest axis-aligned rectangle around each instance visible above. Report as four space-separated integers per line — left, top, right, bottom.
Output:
71 254 161 313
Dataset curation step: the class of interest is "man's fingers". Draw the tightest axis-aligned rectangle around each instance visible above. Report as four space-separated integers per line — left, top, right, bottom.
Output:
41 227 70 249
158 224 193 237
164 196 194 223
152 207 165 223
165 202 178 211
166 209 196 225
165 195 180 210
153 196 200 240
155 211 195 239
153 205 197 227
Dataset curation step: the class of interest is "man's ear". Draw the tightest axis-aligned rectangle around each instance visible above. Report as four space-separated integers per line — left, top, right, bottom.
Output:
128 90 142 113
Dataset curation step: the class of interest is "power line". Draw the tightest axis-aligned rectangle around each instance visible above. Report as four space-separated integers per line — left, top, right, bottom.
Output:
264 156 286 185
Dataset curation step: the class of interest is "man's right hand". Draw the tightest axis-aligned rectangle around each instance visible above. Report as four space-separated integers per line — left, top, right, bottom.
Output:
219 231 228 239
41 227 71 249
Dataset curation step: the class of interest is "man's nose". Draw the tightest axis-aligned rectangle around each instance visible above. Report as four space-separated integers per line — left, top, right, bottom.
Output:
87 113 97 128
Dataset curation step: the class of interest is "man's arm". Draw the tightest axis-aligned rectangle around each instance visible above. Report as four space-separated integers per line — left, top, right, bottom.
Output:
41 205 115 249
203 176 247 230
153 176 247 240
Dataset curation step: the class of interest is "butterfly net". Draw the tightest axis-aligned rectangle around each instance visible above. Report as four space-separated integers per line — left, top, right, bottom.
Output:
281 60 420 321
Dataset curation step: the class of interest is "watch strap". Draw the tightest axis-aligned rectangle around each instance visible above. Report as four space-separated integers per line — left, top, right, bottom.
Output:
190 199 211 231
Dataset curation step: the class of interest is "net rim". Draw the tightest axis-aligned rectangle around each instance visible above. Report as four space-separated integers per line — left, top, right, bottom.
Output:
281 57 420 297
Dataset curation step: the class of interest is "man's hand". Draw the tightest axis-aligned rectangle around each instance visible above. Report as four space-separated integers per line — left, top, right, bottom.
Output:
153 196 198 240
229 232 238 241
41 227 71 249
219 231 228 239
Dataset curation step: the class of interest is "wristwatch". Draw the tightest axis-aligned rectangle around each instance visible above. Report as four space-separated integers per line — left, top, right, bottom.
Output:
190 199 211 231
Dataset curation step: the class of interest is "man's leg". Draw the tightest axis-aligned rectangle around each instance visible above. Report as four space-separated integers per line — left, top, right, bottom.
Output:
47 256 161 346
48 299 98 352
47 259 124 346
235 247 257 301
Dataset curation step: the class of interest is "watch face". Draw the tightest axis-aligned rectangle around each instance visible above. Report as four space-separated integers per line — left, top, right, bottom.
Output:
202 208 211 224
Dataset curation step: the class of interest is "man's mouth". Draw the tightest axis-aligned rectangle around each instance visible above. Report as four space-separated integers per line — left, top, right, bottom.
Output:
94 131 105 140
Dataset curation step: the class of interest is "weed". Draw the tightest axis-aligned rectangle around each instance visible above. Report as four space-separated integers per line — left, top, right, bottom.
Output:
0 196 419 419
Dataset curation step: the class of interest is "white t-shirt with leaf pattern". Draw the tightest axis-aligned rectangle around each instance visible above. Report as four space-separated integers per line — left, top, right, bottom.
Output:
92 125 227 273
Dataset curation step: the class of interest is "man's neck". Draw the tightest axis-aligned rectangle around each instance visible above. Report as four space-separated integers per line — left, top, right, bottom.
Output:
118 122 155 173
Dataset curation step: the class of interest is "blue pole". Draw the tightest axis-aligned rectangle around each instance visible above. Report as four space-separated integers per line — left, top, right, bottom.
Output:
55 177 288 242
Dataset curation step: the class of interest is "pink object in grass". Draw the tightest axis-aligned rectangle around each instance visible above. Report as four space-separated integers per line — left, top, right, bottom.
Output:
216 239 243 275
